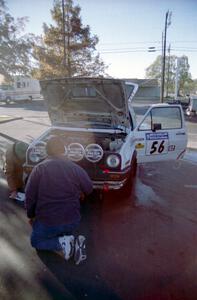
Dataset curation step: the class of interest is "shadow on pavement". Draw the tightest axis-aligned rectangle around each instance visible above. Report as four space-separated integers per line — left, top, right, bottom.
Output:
35 194 122 300
1 160 196 300
37 249 121 300
0 169 121 300
0 100 47 112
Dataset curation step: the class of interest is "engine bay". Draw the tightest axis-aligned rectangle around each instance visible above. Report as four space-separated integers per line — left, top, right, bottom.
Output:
45 128 126 152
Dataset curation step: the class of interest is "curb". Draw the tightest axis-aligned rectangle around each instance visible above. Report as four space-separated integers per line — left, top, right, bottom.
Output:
0 132 19 143
24 119 50 127
0 116 23 124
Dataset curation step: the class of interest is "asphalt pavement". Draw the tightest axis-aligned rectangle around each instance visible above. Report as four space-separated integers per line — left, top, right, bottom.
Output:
0 101 197 300
0 144 197 300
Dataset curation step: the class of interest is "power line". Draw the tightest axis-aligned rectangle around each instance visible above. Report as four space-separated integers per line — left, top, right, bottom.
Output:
99 49 161 54
99 41 162 45
171 47 197 50
98 47 197 54
171 49 197 52
99 40 197 46
169 40 197 43
98 47 150 51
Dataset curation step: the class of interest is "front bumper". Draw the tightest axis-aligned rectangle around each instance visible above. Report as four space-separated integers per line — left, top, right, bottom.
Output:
93 179 127 190
23 164 131 191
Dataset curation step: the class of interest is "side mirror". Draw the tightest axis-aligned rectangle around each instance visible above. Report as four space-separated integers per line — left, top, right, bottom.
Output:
152 123 162 132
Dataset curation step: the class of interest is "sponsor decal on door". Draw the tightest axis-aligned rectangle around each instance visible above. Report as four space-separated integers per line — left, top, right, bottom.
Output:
145 132 169 155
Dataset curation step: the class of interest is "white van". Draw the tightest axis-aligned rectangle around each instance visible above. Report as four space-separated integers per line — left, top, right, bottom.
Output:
1 77 42 104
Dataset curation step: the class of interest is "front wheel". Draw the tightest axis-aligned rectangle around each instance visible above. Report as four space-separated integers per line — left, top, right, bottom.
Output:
186 108 191 116
5 97 11 104
121 157 137 197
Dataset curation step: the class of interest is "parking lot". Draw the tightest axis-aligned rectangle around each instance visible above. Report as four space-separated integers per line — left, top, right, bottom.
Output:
0 101 197 300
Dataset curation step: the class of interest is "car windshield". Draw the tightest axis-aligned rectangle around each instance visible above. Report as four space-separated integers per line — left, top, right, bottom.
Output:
41 80 126 113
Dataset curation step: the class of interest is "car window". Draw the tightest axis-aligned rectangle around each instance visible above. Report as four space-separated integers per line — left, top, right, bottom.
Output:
71 86 97 98
125 84 135 100
139 107 182 130
191 99 197 110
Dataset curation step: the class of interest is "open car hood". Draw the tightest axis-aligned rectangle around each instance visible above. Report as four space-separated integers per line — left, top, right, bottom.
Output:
40 78 138 129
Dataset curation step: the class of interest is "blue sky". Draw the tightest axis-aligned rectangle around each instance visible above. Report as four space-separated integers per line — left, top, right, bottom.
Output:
8 0 197 79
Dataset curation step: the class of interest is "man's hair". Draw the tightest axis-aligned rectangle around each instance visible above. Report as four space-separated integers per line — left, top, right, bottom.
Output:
46 136 65 156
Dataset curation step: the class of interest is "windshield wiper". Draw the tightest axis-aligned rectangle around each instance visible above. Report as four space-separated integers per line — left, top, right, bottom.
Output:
112 127 124 131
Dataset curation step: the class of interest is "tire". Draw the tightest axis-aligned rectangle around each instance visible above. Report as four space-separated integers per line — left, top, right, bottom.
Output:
186 108 191 116
5 97 11 104
121 156 137 197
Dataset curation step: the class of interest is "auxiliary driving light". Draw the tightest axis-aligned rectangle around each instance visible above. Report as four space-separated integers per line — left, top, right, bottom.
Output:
106 154 120 168
28 141 47 163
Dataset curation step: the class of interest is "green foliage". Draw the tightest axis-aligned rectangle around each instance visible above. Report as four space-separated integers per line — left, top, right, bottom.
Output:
33 0 107 79
145 54 193 96
145 56 162 80
0 0 34 82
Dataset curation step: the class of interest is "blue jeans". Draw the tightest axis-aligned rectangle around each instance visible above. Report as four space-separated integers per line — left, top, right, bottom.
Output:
31 220 79 251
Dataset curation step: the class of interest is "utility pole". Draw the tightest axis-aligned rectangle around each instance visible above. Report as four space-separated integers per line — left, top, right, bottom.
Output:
160 10 172 103
166 43 171 98
160 31 164 102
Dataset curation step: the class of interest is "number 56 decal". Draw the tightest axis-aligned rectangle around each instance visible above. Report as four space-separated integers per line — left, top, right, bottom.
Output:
145 132 169 155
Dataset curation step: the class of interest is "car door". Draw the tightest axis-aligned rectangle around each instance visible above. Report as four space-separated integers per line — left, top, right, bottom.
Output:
134 104 188 163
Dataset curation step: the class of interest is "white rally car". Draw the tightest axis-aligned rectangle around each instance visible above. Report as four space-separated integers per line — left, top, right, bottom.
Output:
23 78 187 194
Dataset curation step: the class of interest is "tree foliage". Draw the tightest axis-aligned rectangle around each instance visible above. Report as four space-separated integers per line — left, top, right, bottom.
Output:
33 0 106 79
0 0 34 82
145 54 193 96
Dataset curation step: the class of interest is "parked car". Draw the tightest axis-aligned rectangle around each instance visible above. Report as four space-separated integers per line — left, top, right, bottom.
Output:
0 88 6 101
23 77 188 194
167 99 182 105
186 97 197 117
166 98 189 110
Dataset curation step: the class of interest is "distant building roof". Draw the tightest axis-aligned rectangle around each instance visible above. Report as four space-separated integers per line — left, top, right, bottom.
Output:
125 78 159 87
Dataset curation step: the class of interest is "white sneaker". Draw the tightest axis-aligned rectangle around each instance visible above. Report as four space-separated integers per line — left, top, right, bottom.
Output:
59 235 75 260
74 235 87 265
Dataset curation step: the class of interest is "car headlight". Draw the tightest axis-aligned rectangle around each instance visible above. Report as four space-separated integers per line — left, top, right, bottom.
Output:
28 141 47 163
106 154 120 168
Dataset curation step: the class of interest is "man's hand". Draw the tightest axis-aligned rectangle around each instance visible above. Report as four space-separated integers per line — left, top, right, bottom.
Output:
28 218 35 226
80 192 85 202
9 190 18 199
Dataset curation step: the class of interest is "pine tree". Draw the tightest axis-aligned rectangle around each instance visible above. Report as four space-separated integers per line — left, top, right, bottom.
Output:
0 0 34 82
33 0 106 79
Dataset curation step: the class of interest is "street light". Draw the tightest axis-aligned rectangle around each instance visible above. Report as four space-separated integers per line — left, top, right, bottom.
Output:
161 10 172 103
148 47 156 52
